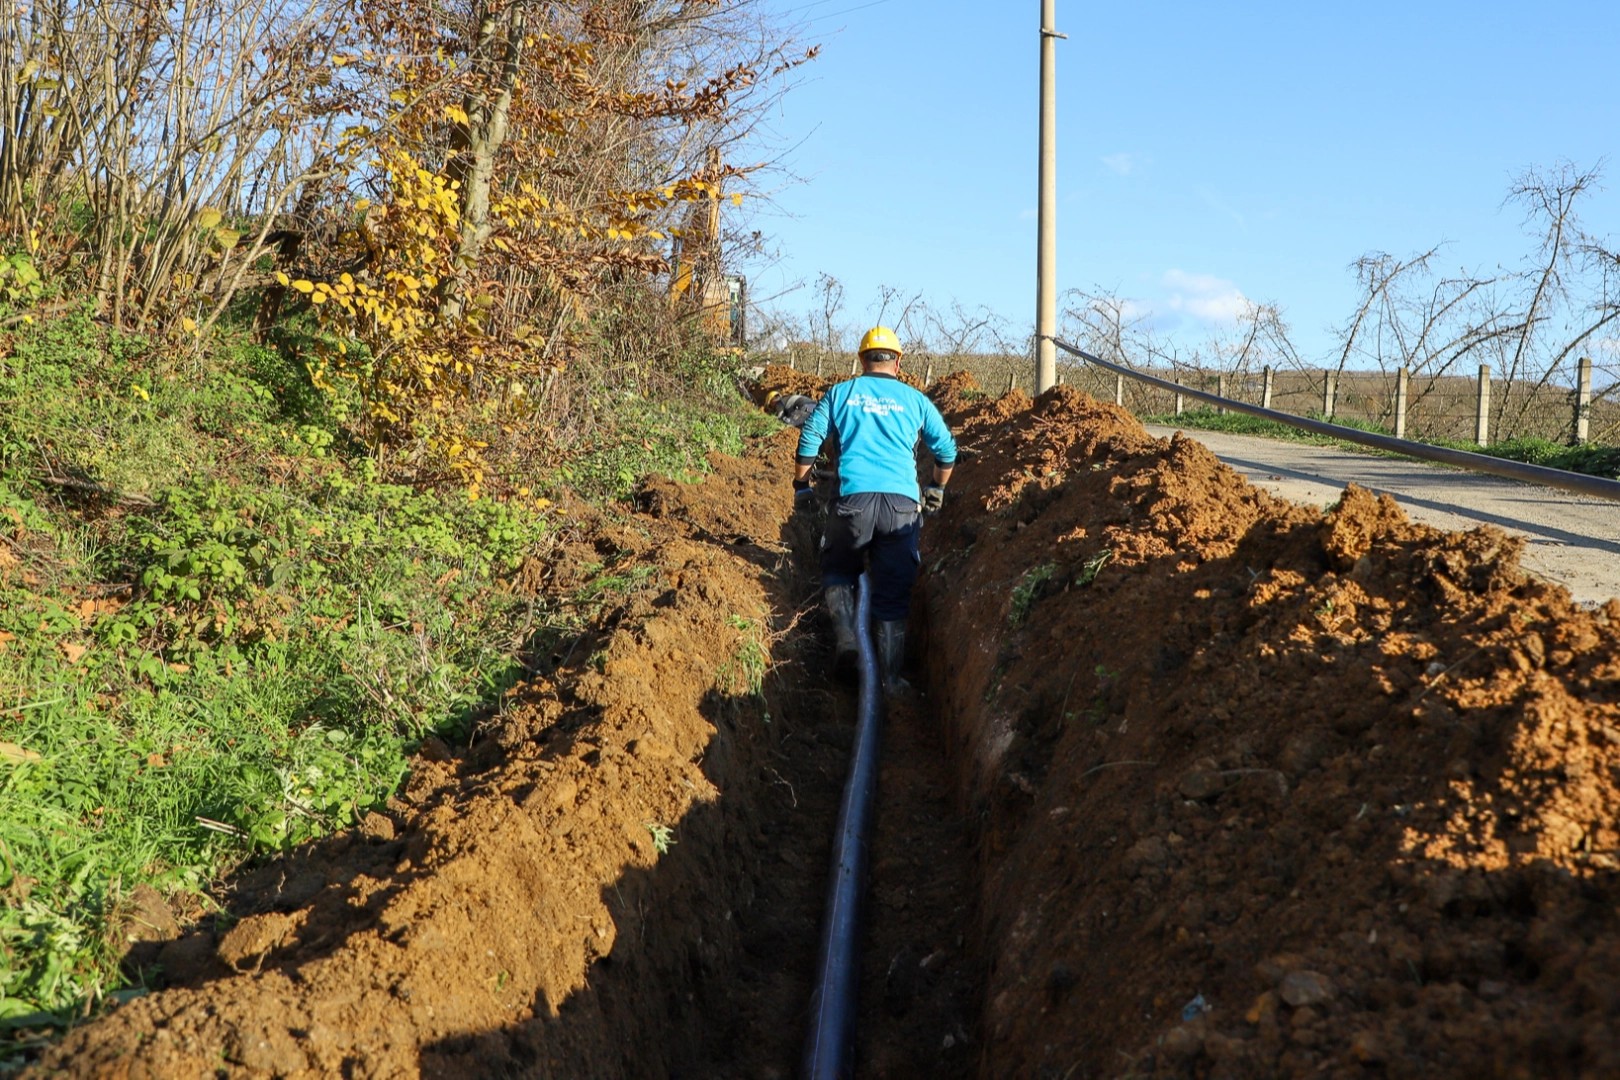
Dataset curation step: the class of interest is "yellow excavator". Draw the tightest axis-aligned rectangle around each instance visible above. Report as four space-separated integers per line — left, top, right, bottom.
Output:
669 148 746 348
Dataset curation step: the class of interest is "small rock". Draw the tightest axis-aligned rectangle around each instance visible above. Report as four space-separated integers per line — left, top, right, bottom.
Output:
1278 969 1336 1008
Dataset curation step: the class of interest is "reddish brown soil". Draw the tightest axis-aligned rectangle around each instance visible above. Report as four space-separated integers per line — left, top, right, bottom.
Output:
917 377 1620 1078
29 368 1620 1079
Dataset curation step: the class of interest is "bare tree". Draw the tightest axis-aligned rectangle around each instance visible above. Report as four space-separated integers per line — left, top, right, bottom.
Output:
811 270 843 362
0 0 360 332
1490 162 1620 439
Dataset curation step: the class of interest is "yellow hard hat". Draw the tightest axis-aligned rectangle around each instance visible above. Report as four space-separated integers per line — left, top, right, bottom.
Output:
858 326 903 361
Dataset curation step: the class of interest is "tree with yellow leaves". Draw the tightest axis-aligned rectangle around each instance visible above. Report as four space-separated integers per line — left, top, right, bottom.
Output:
296 0 814 490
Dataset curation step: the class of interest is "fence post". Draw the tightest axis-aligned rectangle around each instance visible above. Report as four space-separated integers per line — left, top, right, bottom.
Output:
1114 373 1124 407
1574 356 1593 445
1261 366 1274 410
923 358 934 387
849 354 859 376
1216 373 1227 414
816 353 825 377
1007 371 1017 394
1174 390 1184 416
1394 366 1409 440
1322 371 1337 421
1475 364 1491 447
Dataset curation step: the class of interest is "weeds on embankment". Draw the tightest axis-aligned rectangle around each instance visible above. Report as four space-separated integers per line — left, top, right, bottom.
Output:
0 310 763 1031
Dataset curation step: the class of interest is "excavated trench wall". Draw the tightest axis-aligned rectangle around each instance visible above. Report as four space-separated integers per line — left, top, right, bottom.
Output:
915 376 1620 1078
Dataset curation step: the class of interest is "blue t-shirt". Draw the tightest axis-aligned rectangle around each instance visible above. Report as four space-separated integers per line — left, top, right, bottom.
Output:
796 373 957 500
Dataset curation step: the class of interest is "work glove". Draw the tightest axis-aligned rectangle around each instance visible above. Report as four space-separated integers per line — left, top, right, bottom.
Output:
793 479 816 515
921 485 946 515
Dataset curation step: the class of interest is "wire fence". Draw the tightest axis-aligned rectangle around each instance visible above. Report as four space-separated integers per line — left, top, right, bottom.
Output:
1050 339 1620 503
768 348 1620 448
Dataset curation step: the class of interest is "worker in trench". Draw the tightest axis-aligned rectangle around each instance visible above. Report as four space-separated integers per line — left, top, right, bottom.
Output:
764 389 818 428
790 326 957 692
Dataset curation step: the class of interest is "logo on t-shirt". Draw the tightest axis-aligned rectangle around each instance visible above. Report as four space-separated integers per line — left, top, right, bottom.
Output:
848 391 905 417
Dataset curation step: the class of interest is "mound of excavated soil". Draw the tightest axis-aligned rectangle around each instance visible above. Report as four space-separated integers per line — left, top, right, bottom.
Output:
917 380 1620 1078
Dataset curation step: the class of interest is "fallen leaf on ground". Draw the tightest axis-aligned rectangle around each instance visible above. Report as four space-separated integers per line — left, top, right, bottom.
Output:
0 741 43 764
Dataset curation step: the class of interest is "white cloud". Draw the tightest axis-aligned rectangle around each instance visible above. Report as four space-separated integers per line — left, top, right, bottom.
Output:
1101 152 1136 176
1117 297 1154 322
1162 269 1252 324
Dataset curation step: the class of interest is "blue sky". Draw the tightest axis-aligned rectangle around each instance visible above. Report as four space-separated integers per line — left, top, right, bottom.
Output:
739 0 1618 365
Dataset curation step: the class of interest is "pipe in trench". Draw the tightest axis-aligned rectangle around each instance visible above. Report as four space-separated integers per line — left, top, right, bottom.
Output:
801 572 883 1080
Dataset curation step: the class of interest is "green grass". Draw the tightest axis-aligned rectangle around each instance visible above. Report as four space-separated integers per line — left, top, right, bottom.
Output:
720 614 769 699
0 313 765 1033
547 387 777 503
1140 406 1382 446
1427 435 1620 479
1009 563 1056 628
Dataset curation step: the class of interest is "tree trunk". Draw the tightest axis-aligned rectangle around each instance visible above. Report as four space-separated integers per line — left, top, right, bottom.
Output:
438 4 526 323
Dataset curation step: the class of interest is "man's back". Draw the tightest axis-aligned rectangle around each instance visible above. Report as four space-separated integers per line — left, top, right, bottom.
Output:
797 374 956 500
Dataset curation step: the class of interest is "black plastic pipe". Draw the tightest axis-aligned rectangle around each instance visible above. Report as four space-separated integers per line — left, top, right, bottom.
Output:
801 572 883 1080
1055 337 1620 503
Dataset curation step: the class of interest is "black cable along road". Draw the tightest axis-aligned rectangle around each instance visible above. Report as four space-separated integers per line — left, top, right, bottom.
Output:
1054 337 1620 504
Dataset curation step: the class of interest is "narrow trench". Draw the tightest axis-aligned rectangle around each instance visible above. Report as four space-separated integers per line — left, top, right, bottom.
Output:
855 692 982 1078
676 519 985 1079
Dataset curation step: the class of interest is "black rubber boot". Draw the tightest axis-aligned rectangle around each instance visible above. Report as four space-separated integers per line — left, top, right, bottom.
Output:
824 585 858 681
876 620 909 694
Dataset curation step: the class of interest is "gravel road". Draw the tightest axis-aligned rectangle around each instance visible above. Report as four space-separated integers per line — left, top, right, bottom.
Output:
1147 425 1620 606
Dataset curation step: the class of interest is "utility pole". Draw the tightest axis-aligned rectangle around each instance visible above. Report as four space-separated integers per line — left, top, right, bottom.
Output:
1036 0 1064 394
